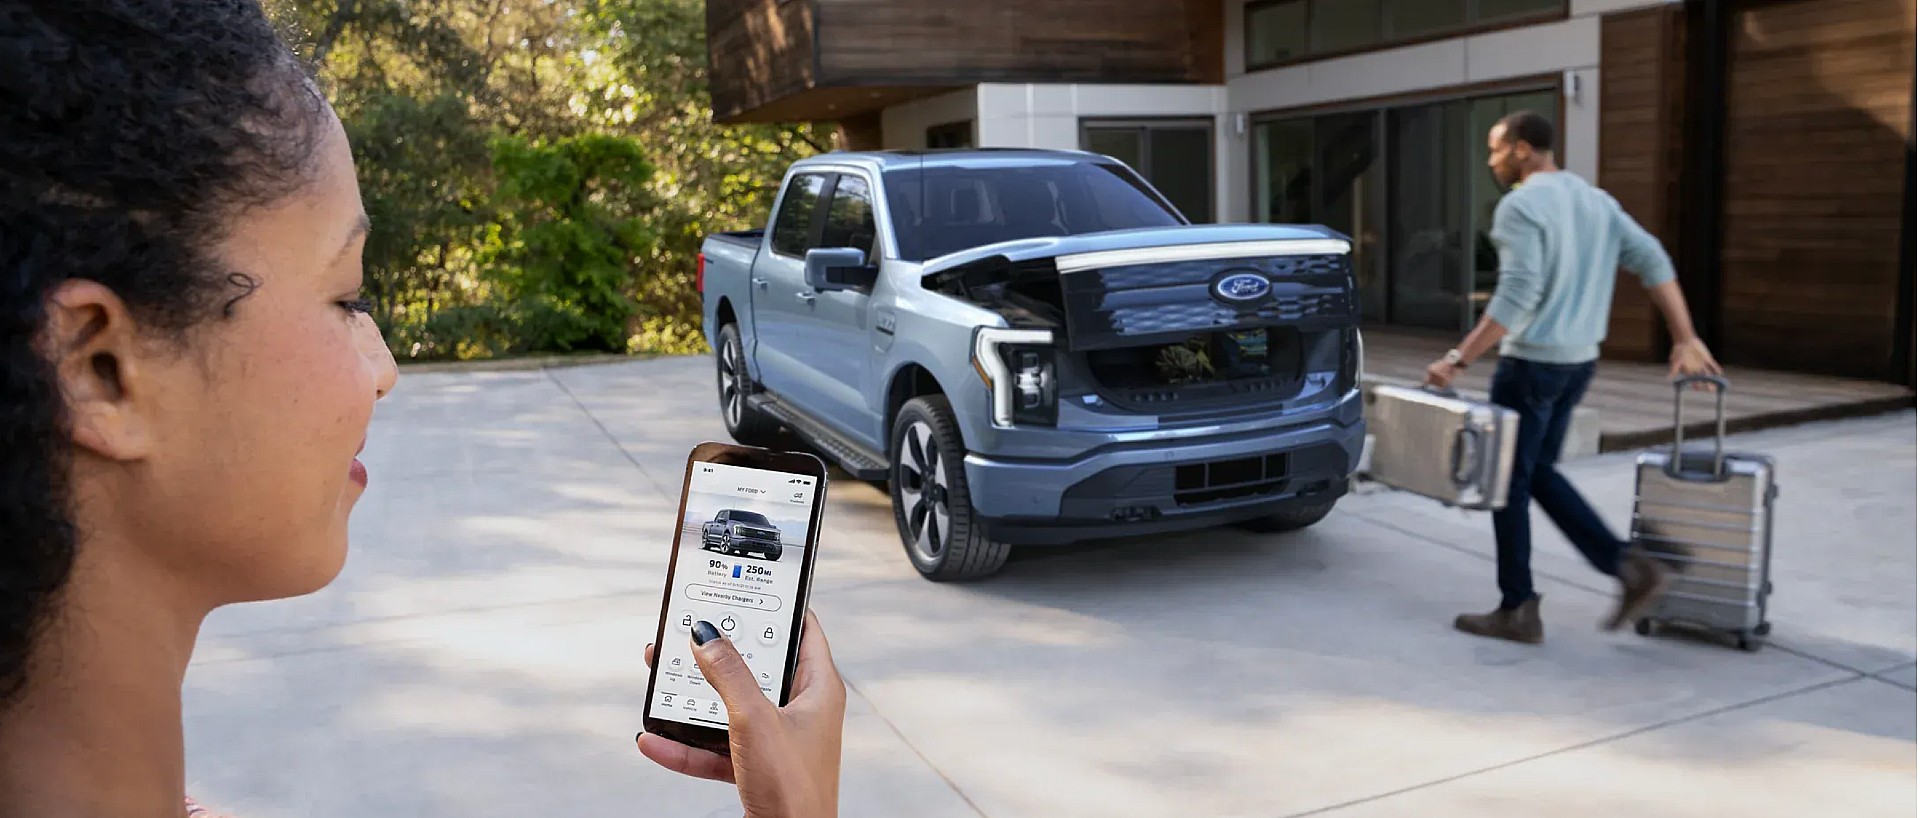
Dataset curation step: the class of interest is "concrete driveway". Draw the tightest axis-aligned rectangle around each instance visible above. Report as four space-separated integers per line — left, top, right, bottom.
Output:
184 356 1916 818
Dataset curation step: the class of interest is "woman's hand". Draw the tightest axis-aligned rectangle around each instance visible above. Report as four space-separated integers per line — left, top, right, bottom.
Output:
639 611 847 818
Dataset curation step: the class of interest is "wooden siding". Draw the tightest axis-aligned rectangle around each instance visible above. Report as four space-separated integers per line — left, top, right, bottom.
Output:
708 0 816 122
813 0 1211 85
1718 0 1915 379
1598 5 1689 362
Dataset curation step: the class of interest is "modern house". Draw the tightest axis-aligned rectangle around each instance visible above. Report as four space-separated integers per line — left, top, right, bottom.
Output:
707 0 1915 384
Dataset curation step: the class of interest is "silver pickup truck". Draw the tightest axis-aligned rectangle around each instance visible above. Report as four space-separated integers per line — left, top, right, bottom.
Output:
699 149 1365 581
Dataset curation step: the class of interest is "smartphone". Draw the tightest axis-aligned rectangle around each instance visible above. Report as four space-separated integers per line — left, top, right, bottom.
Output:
642 441 828 755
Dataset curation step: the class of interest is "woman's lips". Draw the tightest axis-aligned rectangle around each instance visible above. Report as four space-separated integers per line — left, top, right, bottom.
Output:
349 457 368 487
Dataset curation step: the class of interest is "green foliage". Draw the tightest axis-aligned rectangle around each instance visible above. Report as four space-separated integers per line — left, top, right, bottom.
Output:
267 0 831 361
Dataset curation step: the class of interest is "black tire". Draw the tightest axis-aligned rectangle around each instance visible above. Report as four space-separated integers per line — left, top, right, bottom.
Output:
890 395 1012 581
1634 618 1654 637
715 323 781 447
1235 500 1338 534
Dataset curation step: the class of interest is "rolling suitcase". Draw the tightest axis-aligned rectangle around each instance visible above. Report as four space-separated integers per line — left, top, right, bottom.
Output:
1630 375 1779 652
1366 384 1520 511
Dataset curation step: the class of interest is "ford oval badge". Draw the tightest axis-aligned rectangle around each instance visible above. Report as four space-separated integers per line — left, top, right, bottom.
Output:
1213 271 1271 303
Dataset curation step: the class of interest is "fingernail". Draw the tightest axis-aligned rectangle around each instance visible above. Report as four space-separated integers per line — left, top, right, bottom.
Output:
692 620 720 645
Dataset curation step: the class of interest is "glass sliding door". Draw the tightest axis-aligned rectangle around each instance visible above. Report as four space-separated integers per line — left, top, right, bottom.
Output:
1254 119 1314 224
1388 99 1472 330
1083 121 1216 222
1252 84 1556 331
1253 113 1385 321
1314 113 1384 322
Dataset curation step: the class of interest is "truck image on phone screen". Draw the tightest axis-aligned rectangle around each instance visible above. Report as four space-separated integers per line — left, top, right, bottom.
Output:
701 509 784 561
699 149 1365 581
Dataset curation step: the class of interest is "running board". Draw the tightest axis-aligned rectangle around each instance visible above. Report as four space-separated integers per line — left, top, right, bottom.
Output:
746 394 890 481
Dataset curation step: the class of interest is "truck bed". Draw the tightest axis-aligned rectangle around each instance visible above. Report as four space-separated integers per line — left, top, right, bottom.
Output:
707 229 763 249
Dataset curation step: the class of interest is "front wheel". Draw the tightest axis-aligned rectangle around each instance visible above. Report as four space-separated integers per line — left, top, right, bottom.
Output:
715 323 781 447
890 395 1011 581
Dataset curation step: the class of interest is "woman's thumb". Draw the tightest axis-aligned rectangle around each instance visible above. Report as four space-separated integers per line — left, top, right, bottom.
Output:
690 620 770 720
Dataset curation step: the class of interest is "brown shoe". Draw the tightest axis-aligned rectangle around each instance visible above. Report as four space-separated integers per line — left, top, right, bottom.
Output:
1454 597 1544 644
1605 551 1671 631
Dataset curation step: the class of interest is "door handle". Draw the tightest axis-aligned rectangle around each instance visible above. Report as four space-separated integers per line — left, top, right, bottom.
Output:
752 277 769 289
795 291 816 304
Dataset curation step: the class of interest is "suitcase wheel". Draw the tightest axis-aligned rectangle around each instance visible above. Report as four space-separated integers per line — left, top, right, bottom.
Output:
1753 622 1772 637
1633 618 1655 637
1737 630 1765 653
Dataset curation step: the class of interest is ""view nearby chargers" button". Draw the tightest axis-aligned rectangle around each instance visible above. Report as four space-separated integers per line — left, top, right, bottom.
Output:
685 584 781 611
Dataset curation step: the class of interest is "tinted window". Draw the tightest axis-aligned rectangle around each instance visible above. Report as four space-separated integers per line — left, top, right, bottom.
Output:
818 175 878 262
882 162 1183 262
770 173 827 257
733 511 771 526
1246 0 1308 66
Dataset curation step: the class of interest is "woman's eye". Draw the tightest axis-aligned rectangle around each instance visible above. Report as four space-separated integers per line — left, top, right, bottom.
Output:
339 298 373 315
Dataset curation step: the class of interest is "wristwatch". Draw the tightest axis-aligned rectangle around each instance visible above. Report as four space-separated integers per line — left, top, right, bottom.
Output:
1443 349 1468 369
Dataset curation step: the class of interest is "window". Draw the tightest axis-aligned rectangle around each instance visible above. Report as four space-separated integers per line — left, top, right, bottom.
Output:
1311 0 1382 54
1082 120 1215 222
1246 1 1308 68
926 121 972 149
1244 0 1566 70
770 173 827 258
1385 0 1468 39
1476 0 1562 23
818 175 878 263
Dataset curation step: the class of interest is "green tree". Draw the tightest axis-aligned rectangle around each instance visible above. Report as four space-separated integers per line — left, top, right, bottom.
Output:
266 0 830 360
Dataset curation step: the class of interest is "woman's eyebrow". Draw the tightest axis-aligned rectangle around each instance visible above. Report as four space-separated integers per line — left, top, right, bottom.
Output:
334 212 371 263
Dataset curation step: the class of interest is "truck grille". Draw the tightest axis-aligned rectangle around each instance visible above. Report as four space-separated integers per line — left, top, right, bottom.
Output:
1173 453 1290 506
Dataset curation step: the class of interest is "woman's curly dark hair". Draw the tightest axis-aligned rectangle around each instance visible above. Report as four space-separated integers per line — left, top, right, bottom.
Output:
0 1 327 709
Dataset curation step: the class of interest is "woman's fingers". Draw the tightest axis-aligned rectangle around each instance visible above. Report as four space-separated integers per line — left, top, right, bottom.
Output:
635 732 735 784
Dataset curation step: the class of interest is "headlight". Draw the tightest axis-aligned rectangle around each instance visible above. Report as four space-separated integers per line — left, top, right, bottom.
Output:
1343 328 1365 393
972 327 1057 427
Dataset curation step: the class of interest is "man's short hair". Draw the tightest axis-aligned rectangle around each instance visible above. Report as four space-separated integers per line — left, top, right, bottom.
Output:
1496 111 1555 153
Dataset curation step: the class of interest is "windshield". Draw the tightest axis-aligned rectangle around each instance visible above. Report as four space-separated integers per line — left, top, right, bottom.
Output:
882 161 1185 262
730 511 772 526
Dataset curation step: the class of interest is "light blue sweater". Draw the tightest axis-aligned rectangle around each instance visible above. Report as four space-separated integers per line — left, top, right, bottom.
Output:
1484 171 1676 364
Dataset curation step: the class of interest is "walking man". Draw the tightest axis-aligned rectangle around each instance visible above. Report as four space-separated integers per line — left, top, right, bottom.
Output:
1425 111 1723 644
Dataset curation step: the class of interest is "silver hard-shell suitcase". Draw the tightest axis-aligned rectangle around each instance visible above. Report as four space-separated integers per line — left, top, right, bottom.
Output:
1630 375 1779 652
1367 384 1520 511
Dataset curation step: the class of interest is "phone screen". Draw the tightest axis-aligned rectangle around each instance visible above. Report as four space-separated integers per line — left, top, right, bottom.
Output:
649 457 820 730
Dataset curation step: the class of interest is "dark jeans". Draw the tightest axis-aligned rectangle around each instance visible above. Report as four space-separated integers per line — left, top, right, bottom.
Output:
1489 357 1627 610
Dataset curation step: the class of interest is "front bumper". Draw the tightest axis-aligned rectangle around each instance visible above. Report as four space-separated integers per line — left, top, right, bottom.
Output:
964 410 1365 545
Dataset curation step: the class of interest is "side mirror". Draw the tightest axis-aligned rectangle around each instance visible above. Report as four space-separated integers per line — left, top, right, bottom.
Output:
804 247 878 292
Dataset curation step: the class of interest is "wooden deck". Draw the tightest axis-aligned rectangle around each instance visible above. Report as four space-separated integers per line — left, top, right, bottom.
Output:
1360 327 1915 452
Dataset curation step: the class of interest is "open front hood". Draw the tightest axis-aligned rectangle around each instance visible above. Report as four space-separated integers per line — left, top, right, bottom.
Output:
921 224 1357 352
919 224 1352 278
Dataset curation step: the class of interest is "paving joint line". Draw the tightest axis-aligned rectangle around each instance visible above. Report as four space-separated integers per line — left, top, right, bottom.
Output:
545 368 675 500
1275 674 1868 818
840 675 995 818
1353 514 1893 677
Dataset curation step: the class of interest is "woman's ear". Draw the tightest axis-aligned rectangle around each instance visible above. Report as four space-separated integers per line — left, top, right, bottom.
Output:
42 279 155 461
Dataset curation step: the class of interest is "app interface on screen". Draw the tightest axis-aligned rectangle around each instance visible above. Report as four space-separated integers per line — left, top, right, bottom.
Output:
651 461 817 729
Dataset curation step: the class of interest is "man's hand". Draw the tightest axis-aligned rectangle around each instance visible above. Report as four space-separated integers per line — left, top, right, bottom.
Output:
1668 337 1723 387
1425 358 1460 391
639 611 846 818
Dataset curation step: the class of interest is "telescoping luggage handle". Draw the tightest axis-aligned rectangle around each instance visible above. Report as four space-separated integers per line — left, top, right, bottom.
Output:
1670 374 1731 480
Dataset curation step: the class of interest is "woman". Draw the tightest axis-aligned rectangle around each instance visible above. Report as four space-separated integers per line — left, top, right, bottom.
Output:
0 2 846 816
